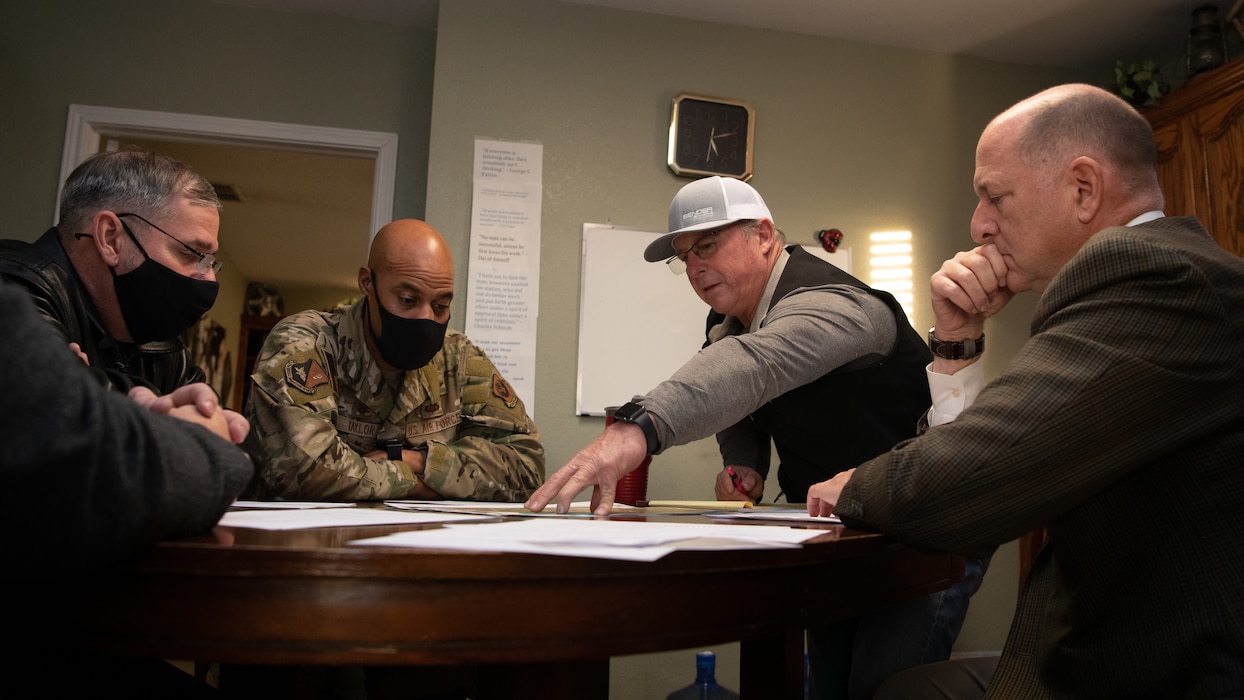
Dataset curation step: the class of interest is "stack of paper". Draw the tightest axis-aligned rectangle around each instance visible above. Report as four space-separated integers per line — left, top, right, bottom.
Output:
218 508 489 531
383 500 633 517
350 517 823 561
712 507 842 524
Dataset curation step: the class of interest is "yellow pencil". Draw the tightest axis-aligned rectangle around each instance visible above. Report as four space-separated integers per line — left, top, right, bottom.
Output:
638 500 753 509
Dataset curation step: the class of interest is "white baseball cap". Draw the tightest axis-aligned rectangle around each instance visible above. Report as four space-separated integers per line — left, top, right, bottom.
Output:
644 176 773 262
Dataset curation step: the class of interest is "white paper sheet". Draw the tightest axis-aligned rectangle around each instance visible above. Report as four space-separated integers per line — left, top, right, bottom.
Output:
466 139 543 415
382 500 638 517
217 508 491 531
350 517 822 561
712 507 842 524
230 500 357 510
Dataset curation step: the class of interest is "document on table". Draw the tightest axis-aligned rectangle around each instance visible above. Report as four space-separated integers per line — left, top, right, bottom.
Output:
230 500 357 509
383 500 640 517
712 507 842 524
350 517 823 561
218 508 492 531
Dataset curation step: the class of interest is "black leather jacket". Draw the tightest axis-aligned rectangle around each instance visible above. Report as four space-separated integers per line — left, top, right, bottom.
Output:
0 229 204 393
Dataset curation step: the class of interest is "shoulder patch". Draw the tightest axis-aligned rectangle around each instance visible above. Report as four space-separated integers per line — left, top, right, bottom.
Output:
491 374 519 409
284 356 331 398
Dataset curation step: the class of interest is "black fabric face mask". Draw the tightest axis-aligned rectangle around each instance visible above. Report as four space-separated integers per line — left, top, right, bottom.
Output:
111 232 218 344
368 271 449 370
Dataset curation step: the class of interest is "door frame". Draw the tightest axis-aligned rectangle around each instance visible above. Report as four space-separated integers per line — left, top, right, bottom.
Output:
58 104 397 238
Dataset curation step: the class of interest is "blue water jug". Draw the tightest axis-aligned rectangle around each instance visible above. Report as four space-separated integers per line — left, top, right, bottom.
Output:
665 651 740 700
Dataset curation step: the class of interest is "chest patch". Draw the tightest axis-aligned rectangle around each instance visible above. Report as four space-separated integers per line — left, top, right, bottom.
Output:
285 357 330 395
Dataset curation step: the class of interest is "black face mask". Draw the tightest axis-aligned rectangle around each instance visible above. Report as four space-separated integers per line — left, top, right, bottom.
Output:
369 271 449 371
111 227 218 344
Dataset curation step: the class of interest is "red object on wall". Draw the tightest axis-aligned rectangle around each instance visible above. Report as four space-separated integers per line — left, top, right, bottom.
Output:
816 228 844 253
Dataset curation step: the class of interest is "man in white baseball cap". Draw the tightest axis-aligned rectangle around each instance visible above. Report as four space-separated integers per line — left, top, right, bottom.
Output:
530 175 987 699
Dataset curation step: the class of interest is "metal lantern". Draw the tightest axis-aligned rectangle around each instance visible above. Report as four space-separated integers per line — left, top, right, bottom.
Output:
1187 4 1229 77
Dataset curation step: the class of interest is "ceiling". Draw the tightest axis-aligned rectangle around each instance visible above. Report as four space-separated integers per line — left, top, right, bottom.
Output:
221 0 1214 72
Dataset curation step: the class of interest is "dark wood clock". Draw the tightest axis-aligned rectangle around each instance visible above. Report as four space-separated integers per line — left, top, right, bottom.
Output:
667 93 755 181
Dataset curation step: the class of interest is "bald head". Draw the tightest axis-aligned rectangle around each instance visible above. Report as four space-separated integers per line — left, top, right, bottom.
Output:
368 219 454 276
987 83 1162 204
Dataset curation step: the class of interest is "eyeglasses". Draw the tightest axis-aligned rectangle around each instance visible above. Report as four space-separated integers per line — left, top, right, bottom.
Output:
665 227 730 275
116 212 222 275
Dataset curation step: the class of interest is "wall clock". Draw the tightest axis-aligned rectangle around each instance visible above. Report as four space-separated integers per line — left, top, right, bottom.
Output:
667 93 754 181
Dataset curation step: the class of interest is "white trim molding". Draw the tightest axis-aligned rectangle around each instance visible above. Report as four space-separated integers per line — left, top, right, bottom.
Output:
60 104 397 237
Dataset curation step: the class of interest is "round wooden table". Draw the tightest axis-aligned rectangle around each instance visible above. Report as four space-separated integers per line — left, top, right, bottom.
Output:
73 510 963 699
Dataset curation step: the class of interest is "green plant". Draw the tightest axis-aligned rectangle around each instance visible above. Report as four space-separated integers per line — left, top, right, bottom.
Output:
1114 59 1168 108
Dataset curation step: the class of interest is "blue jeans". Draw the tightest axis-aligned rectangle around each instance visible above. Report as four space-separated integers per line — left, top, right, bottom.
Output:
807 556 990 700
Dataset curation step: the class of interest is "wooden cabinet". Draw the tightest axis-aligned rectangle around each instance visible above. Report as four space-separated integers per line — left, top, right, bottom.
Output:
232 314 282 412
1143 55 1244 258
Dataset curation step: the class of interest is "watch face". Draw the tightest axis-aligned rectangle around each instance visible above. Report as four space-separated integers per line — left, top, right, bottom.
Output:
668 94 754 180
613 402 644 422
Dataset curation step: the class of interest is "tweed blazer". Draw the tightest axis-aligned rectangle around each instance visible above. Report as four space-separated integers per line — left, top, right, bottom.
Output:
835 217 1244 698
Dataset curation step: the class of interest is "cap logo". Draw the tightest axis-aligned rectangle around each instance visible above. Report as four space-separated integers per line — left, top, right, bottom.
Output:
683 206 715 223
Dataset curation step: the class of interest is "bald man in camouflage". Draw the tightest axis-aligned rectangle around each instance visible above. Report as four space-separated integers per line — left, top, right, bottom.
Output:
244 219 544 501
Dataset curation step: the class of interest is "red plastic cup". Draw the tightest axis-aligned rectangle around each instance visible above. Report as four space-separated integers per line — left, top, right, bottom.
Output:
605 406 652 506
614 457 651 506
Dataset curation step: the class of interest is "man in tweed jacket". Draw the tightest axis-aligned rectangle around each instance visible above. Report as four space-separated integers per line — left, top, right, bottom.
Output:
808 84 1244 697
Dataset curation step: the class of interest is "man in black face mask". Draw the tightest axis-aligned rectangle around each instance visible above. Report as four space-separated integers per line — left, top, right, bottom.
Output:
243 218 545 503
0 148 222 395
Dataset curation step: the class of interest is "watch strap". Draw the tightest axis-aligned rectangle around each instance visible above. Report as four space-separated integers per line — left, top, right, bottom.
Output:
379 438 404 461
613 402 660 455
927 328 985 360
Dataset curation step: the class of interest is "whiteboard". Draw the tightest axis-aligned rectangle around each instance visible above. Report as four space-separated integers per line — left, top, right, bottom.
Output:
574 223 851 416
576 224 709 415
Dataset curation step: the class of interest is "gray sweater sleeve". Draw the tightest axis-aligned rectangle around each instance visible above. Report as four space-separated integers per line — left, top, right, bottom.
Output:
1 281 253 574
639 284 897 450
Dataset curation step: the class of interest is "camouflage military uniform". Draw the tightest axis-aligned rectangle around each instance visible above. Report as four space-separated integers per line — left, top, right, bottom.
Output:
246 300 544 501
